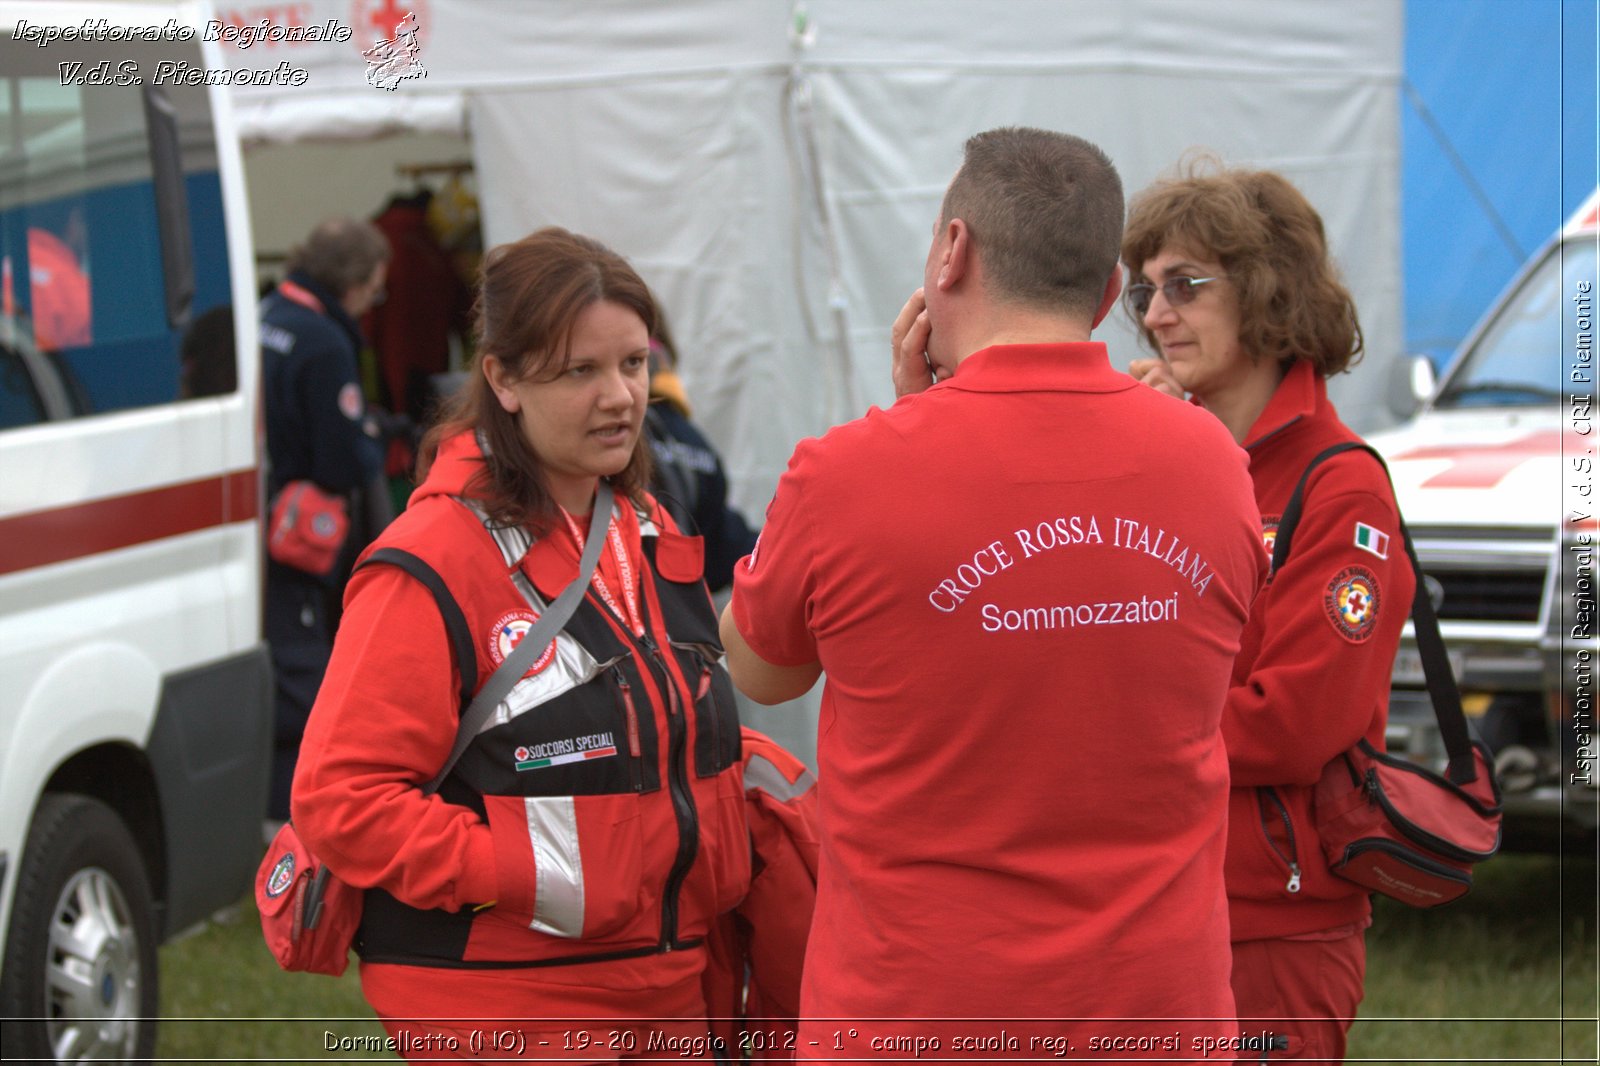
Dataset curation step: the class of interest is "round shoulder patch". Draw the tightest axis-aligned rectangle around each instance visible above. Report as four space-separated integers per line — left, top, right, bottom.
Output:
1260 515 1281 560
488 610 557 677
265 852 296 898
1323 565 1381 643
337 382 365 421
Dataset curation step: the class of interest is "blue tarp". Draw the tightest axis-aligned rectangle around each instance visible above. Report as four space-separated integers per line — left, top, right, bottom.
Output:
1403 0 1598 368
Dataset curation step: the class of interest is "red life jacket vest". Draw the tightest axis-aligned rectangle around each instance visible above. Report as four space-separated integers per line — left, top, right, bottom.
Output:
355 491 750 968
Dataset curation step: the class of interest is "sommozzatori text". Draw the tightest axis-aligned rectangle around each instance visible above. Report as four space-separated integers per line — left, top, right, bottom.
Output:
928 513 1221 629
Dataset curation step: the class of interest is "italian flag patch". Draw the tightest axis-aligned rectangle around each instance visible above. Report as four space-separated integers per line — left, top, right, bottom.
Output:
1353 522 1389 560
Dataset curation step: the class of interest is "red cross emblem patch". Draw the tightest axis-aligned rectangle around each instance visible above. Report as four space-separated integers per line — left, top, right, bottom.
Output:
1324 565 1381 644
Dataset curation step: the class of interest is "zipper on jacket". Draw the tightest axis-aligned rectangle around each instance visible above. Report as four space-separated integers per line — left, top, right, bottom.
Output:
614 674 644 792
636 626 700 950
669 640 729 777
586 567 703 952
695 659 718 769
1257 787 1302 893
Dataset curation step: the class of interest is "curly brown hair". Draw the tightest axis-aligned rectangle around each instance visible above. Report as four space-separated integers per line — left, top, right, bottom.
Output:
418 227 656 532
1121 162 1363 377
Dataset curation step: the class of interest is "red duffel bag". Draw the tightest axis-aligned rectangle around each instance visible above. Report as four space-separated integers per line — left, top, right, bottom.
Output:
256 821 363 976
1279 443 1503 909
1314 738 1502 908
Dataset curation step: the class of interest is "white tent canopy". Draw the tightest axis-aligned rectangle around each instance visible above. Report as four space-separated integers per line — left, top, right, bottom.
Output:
231 0 1403 764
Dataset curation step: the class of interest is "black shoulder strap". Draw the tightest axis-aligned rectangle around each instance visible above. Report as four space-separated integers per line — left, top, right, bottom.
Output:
360 547 478 717
1271 443 1368 575
1271 443 1479 785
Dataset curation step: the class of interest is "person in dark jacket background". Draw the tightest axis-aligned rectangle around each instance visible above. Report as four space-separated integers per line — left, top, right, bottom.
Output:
644 313 758 593
261 217 389 820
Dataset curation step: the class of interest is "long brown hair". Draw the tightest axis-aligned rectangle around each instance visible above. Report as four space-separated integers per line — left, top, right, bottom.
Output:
419 227 656 531
1122 161 1363 376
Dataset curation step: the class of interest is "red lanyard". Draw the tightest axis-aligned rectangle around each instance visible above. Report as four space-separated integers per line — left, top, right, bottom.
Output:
560 504 643 637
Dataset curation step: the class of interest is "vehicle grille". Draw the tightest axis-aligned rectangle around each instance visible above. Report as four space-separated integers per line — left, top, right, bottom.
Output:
1422 566 1545 623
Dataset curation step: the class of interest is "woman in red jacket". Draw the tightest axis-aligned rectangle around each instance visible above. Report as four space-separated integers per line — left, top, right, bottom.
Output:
292 227 750 1059
1122 167 1414 1062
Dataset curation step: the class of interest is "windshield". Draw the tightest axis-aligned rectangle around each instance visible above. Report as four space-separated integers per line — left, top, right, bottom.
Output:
1434 236 1597 409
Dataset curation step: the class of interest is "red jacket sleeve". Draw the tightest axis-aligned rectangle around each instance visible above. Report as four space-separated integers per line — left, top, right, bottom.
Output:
1222 460 1414 787
730 444 823 668
291 562 498 911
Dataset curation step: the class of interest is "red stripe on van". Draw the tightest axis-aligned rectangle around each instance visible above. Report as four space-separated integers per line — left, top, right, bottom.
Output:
0 470 259 575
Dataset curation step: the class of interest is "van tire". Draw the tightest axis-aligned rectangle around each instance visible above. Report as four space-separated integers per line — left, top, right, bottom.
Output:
0 794 158 1063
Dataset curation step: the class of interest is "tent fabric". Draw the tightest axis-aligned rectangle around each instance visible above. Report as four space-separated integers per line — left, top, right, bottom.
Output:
230 0 1403 766
234 92 467 145
463 0 1402 493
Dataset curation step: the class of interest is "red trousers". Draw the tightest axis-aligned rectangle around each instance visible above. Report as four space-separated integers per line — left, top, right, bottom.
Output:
360 953 717 1062
1229 929 1367 1063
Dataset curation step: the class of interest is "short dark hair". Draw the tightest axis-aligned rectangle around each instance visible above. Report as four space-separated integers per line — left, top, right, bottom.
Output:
940 127 1124 318
285 217 390 296
1121 162 1364 376
419 227 656 532
178 305 236 398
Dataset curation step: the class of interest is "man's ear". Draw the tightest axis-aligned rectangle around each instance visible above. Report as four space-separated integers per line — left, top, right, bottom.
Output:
1090 265 1124 329
935 218 970 292
482 355 521 414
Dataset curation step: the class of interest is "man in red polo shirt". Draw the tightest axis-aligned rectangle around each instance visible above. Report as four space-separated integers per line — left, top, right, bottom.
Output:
721 128 1267 1058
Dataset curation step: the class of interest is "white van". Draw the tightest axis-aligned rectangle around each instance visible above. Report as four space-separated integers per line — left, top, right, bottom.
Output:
0 2 269 1060
1369 188 1599 846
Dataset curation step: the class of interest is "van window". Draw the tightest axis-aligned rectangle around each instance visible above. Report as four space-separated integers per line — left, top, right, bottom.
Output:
0 34 235 425
1436 237 1597 408
0 347 47 428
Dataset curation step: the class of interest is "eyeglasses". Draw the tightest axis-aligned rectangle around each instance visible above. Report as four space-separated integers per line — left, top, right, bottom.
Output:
1127 275 1225 316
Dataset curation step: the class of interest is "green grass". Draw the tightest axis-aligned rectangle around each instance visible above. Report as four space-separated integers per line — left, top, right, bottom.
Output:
1350 850 1597 1064
156 896 384 1062
155 853 1597 1063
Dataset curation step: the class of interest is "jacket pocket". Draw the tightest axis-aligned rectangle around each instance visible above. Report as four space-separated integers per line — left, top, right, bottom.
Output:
674 644 743 778
686 771 752 924
482 792 645 940
1254 786 1304 897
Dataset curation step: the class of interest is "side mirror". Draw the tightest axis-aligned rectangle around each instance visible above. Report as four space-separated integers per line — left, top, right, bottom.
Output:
1387 353 1438 420
1410 355 1438 406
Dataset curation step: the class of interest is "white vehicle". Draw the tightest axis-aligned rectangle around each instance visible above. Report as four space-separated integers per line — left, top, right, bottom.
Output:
1369 188 1599 846
0 3 269 1060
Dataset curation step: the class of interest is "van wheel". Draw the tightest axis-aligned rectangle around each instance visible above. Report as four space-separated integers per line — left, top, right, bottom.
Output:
0 794 158 1063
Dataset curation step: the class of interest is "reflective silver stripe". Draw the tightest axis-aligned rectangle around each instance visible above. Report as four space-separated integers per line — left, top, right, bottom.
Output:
743 753 815 803
463 499 624 729
484 570 616 730
456 496 532 567
496 642 619 728
525 796 585 937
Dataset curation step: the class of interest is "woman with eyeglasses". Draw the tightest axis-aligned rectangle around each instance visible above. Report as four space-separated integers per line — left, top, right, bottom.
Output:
1122 166 1414 1063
